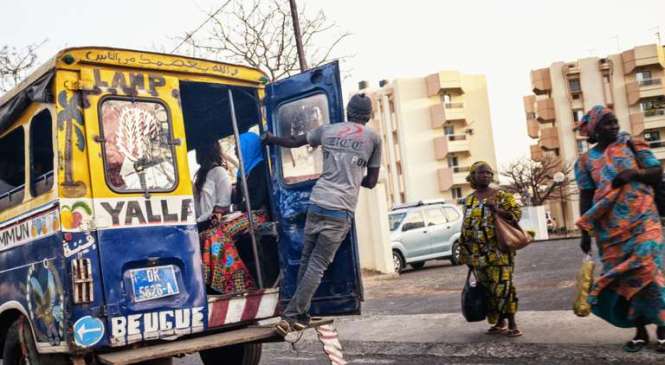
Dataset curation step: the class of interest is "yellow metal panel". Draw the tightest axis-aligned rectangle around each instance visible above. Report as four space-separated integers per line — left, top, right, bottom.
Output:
55 70 92 200
80 67 193 199
57 48 266 85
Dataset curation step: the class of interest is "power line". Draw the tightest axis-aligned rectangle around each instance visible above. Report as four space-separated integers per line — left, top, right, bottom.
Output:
170 0 232 54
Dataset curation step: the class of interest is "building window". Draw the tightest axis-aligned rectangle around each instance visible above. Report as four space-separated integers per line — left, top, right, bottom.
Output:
636 70 653 82
572 110 584 122
443 94 451 104
641 97 665 115
444 125 455 136
568 78 581 93
645 130 663 148
451 187 462 200
602 73 611 83
447 154 458 168
576 140 589 154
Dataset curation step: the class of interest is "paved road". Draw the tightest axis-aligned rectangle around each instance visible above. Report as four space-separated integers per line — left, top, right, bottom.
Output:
362 237 583 316
174 238 588 365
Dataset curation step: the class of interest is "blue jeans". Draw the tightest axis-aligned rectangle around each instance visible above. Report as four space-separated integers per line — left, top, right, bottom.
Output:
282 204 352 322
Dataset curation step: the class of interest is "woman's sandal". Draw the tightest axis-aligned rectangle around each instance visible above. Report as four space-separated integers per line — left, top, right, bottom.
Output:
486 325 508 335
623 339 648 353
656 339 665 353
504 329 523 337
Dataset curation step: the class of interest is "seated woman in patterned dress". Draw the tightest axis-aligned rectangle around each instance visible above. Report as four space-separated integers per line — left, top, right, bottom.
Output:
193 140 266 295
459 161 523 337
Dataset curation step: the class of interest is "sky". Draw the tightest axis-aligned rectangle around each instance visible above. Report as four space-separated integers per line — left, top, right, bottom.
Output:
2 0 665 167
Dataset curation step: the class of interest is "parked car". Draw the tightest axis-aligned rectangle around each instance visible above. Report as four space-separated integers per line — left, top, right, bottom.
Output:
389 200 463 273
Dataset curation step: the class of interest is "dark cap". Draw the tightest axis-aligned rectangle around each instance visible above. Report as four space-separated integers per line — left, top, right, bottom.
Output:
346 93 372 123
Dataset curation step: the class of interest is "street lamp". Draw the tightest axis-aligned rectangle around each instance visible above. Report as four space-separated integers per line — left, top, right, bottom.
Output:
553 172 566 236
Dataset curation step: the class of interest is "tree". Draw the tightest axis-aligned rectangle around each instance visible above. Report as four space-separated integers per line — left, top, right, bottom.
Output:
175 0 350 81
0 41 47 93
501 155 577 207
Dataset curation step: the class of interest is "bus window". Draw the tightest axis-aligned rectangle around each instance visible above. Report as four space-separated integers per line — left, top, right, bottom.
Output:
276 94 329 184
0 127 25 210
99 99 177 193
30 109 54 197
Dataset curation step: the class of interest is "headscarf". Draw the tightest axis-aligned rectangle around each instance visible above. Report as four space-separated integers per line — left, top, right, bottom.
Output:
466 161 493 190
578 105 613 138
238 131 264 177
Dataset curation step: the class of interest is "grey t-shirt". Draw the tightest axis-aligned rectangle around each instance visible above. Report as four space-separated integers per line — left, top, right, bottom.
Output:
306 122 382 212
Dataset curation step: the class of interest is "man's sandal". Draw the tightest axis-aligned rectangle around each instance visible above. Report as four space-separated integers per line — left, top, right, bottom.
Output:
486 325 508 335
275 320 292 337
504 329 523 337
623 339 648 353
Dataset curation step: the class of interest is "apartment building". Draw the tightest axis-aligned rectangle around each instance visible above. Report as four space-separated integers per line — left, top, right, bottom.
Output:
525 43 665 230
362 71 498 208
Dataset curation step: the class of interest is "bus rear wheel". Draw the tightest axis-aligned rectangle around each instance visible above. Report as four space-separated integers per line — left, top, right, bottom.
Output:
3 317 68 365
200 343 262 365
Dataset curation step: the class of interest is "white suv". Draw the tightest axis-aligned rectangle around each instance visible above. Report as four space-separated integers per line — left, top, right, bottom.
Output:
389 200 463 273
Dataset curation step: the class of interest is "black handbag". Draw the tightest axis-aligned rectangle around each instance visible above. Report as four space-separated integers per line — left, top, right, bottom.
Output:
461 268 488 322
627 140 665 216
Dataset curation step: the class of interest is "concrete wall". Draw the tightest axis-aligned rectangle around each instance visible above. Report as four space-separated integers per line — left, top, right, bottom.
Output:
355 180 394 274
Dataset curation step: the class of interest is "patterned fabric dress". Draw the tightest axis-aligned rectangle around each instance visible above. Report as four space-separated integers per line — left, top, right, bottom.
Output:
575 132 665 328
460 190 522 324
199 211 267 295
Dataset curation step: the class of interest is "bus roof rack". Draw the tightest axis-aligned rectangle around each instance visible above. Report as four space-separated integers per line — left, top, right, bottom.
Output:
391 199 447 211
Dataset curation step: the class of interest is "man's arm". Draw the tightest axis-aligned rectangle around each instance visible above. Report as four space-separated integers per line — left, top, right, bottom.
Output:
262 132 308 149
361 167 380 189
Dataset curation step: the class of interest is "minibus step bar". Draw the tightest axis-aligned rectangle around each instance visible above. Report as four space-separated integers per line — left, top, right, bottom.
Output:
96 319 334 365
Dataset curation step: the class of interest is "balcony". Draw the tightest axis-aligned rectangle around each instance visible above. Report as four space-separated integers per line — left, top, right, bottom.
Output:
523 95 536 114
437 167 470 192
650 143 665 160
531 68 552 95
630 109 665 135
429 103 466 129
426 71 464 97
433 134 470 159
527 118 539 139
530 145 544 161
536 98 556 122
621 44 665 75
626 78 665 105
539 127 559 151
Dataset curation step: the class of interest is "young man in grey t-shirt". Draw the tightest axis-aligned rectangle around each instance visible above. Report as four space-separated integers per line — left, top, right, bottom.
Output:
263 93 381 335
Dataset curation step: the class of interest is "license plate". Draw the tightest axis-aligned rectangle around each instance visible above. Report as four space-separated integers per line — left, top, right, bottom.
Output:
130 265 180 303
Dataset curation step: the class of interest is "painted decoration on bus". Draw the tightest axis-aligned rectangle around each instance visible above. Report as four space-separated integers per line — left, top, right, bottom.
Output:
100 99 176 192
110 306 204 346
26 260 65 346
93 196 194 229
0 208 59 251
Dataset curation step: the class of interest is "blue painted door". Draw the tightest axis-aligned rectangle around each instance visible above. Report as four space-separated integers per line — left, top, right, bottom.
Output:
265 61 363 316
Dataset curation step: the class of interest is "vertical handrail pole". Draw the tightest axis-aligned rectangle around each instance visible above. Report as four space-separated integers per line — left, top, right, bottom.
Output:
228 89 264 289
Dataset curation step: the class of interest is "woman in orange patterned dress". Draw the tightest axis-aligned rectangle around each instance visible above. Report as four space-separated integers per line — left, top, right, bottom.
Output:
575 105 665 353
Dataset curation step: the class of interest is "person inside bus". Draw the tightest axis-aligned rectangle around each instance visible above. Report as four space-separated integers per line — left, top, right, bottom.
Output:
193 139 267 295
232 131 268 211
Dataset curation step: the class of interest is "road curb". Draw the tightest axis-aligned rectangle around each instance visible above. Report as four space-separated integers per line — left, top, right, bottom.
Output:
276 340 664 364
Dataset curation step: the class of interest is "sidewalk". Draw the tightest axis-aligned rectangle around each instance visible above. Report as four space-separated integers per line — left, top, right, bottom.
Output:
267 311 665 363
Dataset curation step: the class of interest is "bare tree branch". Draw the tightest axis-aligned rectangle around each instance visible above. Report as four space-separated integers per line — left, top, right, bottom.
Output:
174 0 350 81
0 40 47 93
501 155 577 206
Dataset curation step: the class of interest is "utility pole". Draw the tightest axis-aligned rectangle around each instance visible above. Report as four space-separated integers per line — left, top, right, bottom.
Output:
288 0 308 72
